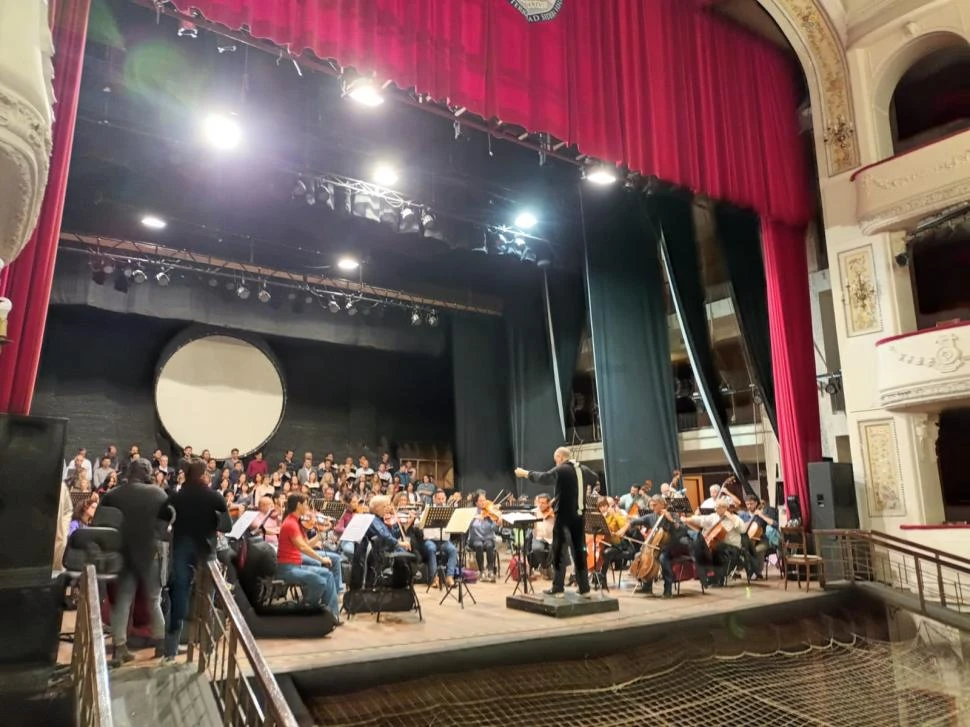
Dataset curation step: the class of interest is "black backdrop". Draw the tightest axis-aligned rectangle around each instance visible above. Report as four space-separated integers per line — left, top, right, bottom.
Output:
451 315 515 497
31 306 454 461
584 190 680 492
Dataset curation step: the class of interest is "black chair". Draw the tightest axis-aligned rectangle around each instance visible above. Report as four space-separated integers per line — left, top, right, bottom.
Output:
343 537 421 622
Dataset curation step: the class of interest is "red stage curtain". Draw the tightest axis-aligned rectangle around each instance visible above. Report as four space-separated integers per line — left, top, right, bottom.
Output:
0 0 91 414
171 0 812 227
762 219 822 522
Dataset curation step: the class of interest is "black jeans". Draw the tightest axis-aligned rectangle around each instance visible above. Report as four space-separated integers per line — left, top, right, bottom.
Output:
472 543 495 572
529 538 552 570
551 513 590 593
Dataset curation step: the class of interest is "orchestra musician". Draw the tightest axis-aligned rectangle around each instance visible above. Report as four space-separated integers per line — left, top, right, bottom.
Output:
417 489 458 589
515 446 595 599
298 504 345 593
469 492 499 582
527 494 555 579
365 495 411 554
594 497 629 582
621 495 690 598
737 494 780 580
683 497 744 587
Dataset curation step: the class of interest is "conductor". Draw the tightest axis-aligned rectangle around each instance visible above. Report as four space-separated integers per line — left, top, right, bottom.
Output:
515 446 594 598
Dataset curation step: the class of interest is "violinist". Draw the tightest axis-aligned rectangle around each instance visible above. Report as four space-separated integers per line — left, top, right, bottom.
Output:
468 491 499 582
299 504 345 593
737 494 779 580
594 497 630 582
622 495 689 598
334 494 362 558
527 494 555 578
683 498 743 587
617 485 640 513
417 489 458 589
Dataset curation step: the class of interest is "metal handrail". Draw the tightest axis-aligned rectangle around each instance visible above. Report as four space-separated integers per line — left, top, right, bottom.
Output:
71 565 114 727
186 560 298 727
814 529 970 624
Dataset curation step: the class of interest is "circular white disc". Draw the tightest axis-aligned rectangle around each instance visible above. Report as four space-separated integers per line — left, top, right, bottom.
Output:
155 335 284 459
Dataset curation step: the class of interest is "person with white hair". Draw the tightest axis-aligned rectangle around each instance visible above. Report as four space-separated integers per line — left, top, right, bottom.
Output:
515 446 597 599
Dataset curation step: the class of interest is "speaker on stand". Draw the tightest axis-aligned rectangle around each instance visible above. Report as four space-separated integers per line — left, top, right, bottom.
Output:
0 414 71 673
807 461 867 582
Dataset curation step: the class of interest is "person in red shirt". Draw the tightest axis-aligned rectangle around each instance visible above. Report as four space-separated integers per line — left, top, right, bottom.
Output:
275 493 339 617
246 450 269 480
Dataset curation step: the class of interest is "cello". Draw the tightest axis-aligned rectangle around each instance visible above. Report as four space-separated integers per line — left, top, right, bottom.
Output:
629 513 671 582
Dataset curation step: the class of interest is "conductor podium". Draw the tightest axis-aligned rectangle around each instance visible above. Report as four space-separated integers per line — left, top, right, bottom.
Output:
506 589 619 618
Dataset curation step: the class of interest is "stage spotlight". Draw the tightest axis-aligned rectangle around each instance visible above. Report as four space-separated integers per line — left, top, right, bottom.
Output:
287 290 298 301
141 214 166 230
208 276 220 288
421 210 436 229
514 236 526 246
584 164 618 186
113 268 129 293
155 270 171 286
373 164 399 187
132 268 147 284
177 20 198 38
400 206 414 220
91 268 107 286
304 294 314 305
346 299 358 316
257 286 271 304
521 249 538 263
410 309 422 327
292 179 308 198
225 280 236 291
427 310 439 328
337 256 359 272
345 77 384 107
102 261 115 275
316 184 332 205
203 113 242 150
237 283 251 300
328 296 340 313
894 251 909 267
514 211 537 229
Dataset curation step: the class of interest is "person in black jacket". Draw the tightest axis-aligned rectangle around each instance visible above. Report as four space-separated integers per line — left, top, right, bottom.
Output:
100 457 169 666
515 446 595 598
161 458 231 661
620 495 691 598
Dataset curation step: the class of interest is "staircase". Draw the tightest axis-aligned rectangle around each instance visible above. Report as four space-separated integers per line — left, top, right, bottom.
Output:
109 665 221 727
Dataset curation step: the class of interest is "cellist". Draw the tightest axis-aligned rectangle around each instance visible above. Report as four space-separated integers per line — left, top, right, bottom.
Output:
620 495 690 598
683 497 744 587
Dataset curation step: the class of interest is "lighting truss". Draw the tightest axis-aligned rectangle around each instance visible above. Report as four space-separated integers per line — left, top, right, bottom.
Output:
60 232 500 317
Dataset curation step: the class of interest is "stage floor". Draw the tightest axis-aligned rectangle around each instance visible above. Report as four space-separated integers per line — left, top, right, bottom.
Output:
259 572 829 678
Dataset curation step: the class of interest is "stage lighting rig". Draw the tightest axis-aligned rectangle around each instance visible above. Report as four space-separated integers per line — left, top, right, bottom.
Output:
132 267 147 284
427 310 439 328
514 211 537 230
141 214 166 230
346 299 358 316
343 76 384 107
328 296 341 313
236 282 251 300
155 269 172 286
410 309 422 327
257 285 272 303
584 164 619 186
203 113 242 150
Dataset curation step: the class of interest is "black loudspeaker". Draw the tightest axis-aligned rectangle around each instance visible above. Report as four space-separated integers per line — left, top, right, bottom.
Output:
808 461 860 530
0 573 68 667
0 414 68 573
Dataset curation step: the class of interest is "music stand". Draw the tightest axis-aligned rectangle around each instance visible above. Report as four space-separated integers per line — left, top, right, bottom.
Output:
320 501 345 521
584 510 612 592
503 511 539 596
440 507 478 608
668 496 693 515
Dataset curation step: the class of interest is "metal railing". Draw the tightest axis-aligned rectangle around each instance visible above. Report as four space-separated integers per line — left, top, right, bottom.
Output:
814 529 970 622
72 564 114 727
186 561 298 727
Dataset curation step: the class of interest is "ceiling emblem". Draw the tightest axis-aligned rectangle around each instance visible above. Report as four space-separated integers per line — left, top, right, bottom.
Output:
508 0 563 23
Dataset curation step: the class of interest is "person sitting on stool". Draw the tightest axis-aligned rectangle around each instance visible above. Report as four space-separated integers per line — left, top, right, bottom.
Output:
469 492 498 582
417 489 458 589
275 493 340 618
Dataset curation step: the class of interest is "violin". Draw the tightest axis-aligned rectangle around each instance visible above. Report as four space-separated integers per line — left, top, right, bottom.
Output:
480 500 503 523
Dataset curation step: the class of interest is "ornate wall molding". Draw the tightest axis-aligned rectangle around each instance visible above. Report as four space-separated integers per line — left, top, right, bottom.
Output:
760 0 861 176
837 244 882 337
879 380 970 410
859 418 906 517
0 0 54 270
887 333 966 373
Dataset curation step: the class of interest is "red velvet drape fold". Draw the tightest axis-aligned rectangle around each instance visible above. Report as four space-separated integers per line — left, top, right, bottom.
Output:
172 0 812 227
762 219 823 522
0 0 91 414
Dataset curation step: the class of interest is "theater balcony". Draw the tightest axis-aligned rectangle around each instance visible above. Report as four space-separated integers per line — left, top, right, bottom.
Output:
876 321 970 412
854 127 970 236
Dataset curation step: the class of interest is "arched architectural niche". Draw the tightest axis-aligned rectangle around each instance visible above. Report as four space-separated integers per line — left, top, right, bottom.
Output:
756 0 860 177
871 30 970 162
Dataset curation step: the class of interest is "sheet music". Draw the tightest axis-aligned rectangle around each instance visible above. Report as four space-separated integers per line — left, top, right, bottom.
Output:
339 513 376 543
444 507 478 535
228 510 260 540
502 512 539 525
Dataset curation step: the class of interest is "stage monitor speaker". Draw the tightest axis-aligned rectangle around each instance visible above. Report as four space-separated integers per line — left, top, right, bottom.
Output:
808 461 859 530
0 574 67 667
0 415 68 573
